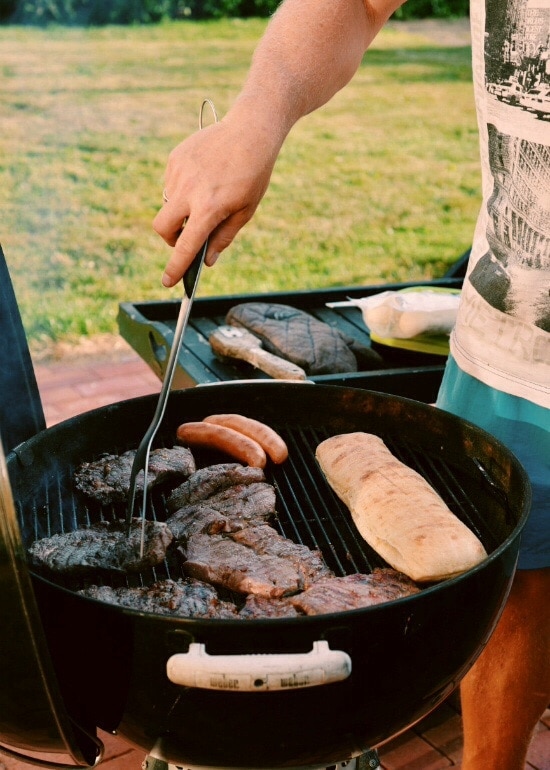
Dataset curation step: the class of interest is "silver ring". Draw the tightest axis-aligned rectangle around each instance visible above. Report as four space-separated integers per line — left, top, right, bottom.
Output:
162 189 169 203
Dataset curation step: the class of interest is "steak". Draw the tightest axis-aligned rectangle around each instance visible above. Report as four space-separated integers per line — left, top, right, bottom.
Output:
226 302 383 375
167 505 229 540
182 532 304 598
167 463 265 513
239 594 300 619
79 578 238 619
166 482 277 540
74 446 196 505
230 526 332 586
289 569 420 615
28 518 174 576
182 526 332 599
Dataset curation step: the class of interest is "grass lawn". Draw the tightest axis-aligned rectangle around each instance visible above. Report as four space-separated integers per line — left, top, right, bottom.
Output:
0 18 480 357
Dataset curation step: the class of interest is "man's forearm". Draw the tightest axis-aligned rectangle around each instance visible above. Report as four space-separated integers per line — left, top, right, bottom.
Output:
154 0 406 284
228 0 405 142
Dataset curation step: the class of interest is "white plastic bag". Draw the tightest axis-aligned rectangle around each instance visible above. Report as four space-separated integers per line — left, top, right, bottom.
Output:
328 290 461 339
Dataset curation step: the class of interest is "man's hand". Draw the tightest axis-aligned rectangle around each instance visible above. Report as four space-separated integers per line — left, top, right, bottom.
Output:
153 117 278 287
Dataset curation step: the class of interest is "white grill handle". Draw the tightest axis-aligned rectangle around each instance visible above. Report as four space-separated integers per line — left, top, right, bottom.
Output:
166 640 351 692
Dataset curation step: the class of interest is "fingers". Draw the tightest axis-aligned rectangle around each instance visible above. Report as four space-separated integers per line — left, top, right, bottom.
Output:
155 218 233 287
155 196 255 287
153 200 188 248
158 219 212 288
152 118 275 286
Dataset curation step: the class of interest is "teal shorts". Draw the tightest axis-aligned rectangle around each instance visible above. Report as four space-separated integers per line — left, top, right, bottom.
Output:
436 356 550 570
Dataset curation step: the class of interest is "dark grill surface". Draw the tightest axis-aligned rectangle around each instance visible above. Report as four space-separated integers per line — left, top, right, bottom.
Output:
18 422 504 597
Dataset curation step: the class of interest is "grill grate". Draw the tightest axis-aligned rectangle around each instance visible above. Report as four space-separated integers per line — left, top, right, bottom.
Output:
19 422 502 597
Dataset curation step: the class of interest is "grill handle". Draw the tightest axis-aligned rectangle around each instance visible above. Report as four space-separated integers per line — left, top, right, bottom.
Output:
166 640 351 692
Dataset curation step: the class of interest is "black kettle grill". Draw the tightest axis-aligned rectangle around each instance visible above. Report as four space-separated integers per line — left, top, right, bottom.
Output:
0 246 531 770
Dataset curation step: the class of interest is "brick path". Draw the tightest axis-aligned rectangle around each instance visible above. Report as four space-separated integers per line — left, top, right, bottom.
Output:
1 347 547 770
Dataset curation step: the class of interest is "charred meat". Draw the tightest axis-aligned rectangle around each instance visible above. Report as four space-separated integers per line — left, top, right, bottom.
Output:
166 482 277 541
225 302 383 375
183 532 306 598
79 578 238 619
182 525 332 599
63 454 422 619
230 526 332 586
166 463 265 513
239 594 300 619
28 518 173 576
74 446 196 505
289 569 420 615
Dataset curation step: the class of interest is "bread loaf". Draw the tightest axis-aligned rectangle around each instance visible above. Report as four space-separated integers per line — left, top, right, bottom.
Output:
315 432 487 582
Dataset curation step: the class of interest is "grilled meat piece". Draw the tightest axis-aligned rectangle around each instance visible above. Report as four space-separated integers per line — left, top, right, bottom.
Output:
289 569 420 615
79 578 238 619
167 505 229 540
167 463 265 513
182 526 332 599
239 594 300 619
226 302 383 375
74 446 196 505
166 482 277 541
230 526 332 586
183 532 303 598
28 518 173 576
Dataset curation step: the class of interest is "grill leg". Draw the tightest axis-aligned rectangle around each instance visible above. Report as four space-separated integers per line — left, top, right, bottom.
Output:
142 750 381 770
143 758 169 770
329 751 381 770
357 750 381 770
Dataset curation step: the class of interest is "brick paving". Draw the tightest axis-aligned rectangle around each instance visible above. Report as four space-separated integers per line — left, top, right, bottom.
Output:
1 346 547 770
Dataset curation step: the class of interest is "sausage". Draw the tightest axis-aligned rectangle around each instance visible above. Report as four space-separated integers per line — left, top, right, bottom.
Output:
176 422 267 468
202 414 289 464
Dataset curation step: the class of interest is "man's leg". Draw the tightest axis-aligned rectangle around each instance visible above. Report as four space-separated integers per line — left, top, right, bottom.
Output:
460 567 550 770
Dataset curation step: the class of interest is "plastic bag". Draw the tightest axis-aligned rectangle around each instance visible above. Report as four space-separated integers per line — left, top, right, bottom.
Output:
337 290 461 339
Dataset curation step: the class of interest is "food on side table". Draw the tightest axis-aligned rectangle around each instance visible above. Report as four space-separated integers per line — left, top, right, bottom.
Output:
202 414 289 464
315 432 487 582
209 325 307 380
347 288 461 339
74 445 196 505
28 518 174 576
226 302 383 375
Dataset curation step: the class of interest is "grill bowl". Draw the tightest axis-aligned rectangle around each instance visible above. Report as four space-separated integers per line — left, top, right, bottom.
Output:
6 383 529 767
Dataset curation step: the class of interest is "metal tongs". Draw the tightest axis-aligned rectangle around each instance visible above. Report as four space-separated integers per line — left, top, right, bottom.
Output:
126 99 218 546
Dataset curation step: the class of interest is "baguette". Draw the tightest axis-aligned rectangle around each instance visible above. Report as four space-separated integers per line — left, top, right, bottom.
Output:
315 432 487 582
